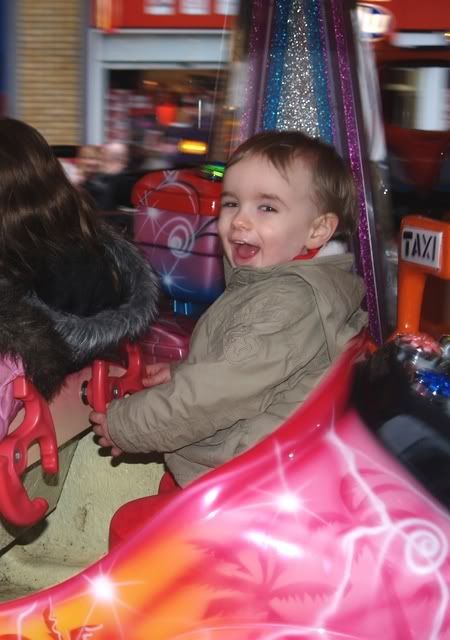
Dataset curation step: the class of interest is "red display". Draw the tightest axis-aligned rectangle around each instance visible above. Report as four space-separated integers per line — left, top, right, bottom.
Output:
92 0 238 30
379 0 449 32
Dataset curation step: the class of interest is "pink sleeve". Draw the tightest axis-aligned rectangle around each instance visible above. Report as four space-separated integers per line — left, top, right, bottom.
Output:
0 357 25 440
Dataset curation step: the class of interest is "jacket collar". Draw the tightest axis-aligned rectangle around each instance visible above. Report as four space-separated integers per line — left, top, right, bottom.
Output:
227 253 355 289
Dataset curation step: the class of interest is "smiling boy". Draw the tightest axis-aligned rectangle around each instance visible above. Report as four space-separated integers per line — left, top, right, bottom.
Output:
219 148 339 267
91 130 367 487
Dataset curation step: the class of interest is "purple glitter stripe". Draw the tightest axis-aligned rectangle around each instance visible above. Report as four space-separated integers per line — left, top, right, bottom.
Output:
317 3 338 145
329 0 382 344
239 0 273 142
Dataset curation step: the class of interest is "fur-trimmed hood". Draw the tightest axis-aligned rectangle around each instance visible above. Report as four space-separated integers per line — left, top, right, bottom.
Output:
0 283 72 399
1 229 159 399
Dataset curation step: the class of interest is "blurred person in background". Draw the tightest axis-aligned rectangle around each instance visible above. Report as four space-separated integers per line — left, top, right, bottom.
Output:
77 144 102 183
83 141 130 213
77 144 106 206
92 141 139 236
100 141 129 176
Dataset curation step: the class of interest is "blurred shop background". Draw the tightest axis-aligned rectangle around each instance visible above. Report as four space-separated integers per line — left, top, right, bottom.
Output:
0 0 446 219
0 0 448 308
0 0 242 169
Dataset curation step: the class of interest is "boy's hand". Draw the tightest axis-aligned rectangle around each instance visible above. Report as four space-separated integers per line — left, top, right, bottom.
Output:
90 411 123 457
142 362 172 387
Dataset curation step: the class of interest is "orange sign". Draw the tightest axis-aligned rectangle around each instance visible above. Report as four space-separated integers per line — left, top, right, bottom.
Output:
94 0 123 32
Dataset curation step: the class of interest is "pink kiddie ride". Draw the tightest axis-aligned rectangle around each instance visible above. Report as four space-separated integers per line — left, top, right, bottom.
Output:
0 201 448 639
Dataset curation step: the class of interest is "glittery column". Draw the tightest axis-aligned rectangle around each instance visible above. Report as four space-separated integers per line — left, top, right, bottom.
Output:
240 0 333 142
329 0 383 344
276 0 319 136
262 0 292 130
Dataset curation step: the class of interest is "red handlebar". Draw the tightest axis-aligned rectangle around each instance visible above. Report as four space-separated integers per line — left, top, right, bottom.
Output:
0 343 145 527
84 342 145 413
109 343 145 398
0 377 58 527
86 360 110 413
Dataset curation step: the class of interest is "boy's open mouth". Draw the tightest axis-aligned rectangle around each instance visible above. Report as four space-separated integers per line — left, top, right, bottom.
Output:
232 240 260 261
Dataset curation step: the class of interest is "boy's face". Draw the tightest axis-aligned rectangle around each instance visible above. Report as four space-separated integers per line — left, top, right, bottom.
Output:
218 154 321 268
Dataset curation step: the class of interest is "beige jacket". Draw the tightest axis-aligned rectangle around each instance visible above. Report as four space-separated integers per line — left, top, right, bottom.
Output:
107 254 367 486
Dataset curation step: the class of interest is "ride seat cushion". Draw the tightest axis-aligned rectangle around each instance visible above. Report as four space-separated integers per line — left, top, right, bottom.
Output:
108 471 181 549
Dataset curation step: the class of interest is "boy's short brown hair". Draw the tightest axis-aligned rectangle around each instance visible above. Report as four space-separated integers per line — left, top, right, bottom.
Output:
227 130 358 240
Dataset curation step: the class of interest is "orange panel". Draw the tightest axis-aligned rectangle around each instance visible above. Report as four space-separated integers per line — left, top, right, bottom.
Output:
397 215 450 335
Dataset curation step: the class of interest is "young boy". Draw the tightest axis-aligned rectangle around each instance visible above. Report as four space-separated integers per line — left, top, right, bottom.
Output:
91 131 367 488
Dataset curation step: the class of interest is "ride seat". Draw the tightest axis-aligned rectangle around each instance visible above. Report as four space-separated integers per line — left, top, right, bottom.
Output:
109 471 180 549
132 166 225 361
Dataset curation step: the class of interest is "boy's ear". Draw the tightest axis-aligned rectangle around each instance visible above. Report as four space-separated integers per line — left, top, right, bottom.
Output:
306 213 339 249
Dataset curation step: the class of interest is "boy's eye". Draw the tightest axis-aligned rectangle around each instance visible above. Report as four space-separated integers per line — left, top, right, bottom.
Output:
260 204 277 213
221 200 238 209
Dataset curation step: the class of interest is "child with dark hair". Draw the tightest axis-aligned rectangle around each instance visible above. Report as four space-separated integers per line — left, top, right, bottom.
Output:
0 118 158 399
92 130 367 488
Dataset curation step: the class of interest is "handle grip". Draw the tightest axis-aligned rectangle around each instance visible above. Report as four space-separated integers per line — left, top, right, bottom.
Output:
82 343 145 413
0 377 58 527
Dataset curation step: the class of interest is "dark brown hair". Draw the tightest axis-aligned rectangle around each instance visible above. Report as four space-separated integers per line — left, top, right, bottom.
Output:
0 118 100 282
227 130 358 239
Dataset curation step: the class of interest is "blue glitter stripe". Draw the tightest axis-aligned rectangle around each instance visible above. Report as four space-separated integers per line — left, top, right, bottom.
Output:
304 0 333 144
262 0 292 131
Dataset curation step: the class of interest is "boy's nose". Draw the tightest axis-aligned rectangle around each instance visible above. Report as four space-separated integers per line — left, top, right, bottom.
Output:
231 211 251 230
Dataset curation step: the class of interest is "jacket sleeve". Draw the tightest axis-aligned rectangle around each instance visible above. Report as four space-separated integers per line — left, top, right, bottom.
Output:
107 287 324 454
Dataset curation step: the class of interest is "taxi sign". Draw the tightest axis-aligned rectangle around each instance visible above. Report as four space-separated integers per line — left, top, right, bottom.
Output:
401 226 443 270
